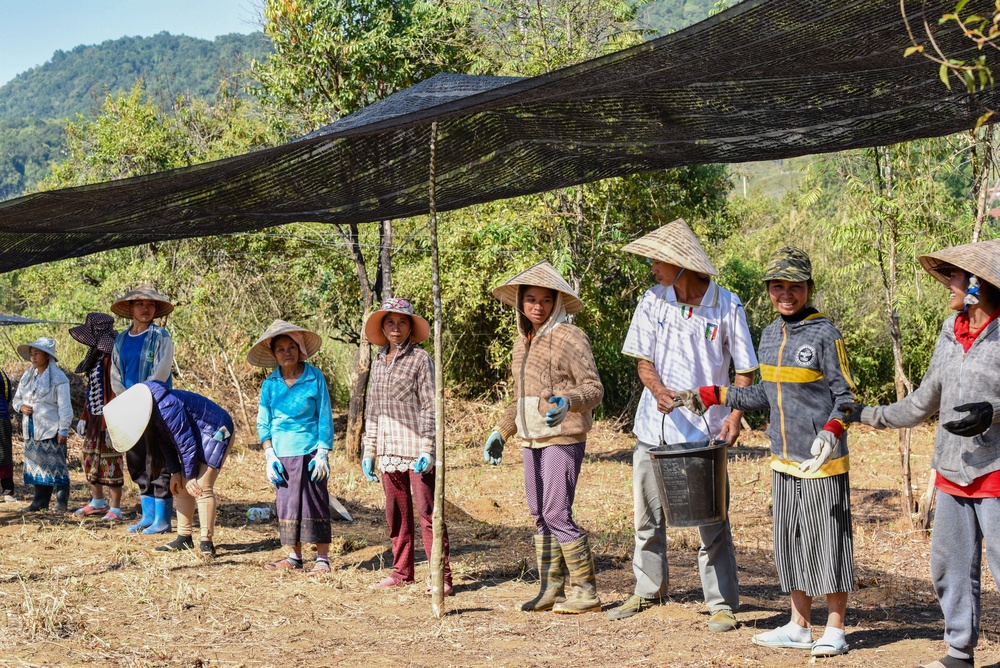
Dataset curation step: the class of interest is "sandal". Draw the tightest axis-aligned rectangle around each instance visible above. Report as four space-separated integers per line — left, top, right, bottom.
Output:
309 560 331 574
751 627 813 650
75 503 108 516
811 638 849 657
369 576 409 589
102 509 123 521
265 558 303 571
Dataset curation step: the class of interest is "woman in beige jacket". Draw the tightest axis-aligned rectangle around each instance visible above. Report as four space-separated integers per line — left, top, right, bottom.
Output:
483 261 604 614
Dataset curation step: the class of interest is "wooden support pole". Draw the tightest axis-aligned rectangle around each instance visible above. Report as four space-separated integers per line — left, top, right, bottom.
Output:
428 121 446 617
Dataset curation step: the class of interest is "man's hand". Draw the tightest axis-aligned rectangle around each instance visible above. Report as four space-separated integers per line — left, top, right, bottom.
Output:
20 405 32 415
718 412 743 445
654 388 677 414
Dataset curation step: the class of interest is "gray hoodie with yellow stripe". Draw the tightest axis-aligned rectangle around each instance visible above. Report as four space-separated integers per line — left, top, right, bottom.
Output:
723 312 857 478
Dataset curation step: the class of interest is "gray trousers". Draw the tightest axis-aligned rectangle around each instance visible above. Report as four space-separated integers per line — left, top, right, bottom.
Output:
631 440 739 611
931 490 1000 658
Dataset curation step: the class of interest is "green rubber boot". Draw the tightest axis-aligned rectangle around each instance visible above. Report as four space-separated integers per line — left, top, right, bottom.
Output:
520 534 566 612
552 535 601 614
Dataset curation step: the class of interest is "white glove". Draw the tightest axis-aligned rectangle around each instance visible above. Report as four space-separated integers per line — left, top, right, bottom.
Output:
308 449 330 482
75 419 87 437
799 430 838 473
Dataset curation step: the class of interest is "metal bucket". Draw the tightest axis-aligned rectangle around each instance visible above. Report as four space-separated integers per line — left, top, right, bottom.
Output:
649 440 729 528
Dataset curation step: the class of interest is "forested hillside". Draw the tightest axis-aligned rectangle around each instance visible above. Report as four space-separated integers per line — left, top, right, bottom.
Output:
638 0 720 34
0 32 270 201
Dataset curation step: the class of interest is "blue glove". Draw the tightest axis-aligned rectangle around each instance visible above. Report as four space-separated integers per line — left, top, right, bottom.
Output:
411 452 432 474
361 457 378 482
308 449 330 482
264 447 285 486
545 396 569 427
483 430 504 465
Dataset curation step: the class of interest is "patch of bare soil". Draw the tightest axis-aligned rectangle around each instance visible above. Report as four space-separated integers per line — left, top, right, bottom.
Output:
0 417 998 667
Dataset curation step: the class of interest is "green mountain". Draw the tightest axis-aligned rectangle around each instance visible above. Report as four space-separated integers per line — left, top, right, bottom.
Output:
0 32 270 201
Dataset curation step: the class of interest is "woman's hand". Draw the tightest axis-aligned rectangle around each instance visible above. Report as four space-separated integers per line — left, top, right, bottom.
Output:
264 447 285 486
19 405 32 415
544 396 569 427
483 431 504 465
185 478 203 497
309 449 330 482
943 402 994 437
170 472 183 496
411 453 432 475
361 457 378 482
56 434 67 445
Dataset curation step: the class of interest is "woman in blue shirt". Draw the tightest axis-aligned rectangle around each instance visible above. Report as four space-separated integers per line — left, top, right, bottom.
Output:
250 320 333 574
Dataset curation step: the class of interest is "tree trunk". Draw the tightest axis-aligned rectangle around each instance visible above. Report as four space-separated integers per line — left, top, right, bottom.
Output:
971 126 995 244
338 222 374 463
428 122 447 618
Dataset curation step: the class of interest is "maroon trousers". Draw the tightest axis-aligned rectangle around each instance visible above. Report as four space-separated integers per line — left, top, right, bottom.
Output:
381 469 451 585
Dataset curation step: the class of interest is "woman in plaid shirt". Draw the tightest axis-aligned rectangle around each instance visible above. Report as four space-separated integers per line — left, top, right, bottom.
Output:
361 298 452 594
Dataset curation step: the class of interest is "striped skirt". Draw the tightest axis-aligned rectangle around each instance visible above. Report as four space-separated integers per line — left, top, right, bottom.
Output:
772 470 855 597
275 454 331 547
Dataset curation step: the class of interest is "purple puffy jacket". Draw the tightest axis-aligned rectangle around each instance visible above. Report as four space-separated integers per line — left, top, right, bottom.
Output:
145 381 234 479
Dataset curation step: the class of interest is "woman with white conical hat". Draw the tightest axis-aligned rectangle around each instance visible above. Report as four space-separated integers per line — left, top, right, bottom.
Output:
841 238 1000 668
483 261 604 614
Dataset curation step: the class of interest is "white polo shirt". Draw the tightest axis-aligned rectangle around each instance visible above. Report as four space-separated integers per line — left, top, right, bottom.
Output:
623 281 758 445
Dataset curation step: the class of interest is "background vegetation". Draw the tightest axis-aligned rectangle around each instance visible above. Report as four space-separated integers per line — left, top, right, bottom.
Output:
0 0 992 446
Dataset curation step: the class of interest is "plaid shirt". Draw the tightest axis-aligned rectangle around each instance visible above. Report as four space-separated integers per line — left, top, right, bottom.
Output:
362 341 435 461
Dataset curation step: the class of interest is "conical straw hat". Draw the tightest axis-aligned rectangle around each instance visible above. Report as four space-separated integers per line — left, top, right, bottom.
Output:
248 319 322 367
104 383 154 453
492 261 583 314
920 238 1000 289
110 285 174 318
621 218 719 276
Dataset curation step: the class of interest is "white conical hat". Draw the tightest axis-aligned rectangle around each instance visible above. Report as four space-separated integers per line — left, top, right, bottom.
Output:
248 319 322 367
491 261 583 314
104 383 154 453
621 218 719 276
920 238 1000 289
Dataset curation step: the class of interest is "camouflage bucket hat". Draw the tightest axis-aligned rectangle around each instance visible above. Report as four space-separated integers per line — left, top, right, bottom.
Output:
763 246 812 282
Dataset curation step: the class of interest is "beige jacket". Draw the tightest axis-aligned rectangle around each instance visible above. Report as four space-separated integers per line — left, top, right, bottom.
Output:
496 296 604 447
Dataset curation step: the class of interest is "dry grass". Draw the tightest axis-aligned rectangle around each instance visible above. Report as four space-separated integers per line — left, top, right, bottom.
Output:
0 415 997 667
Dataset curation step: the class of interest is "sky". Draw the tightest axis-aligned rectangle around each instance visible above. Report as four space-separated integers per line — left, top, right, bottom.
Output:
0 0 261 86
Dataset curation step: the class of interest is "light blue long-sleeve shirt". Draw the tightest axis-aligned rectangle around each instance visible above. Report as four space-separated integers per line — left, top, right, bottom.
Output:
257 363 333 457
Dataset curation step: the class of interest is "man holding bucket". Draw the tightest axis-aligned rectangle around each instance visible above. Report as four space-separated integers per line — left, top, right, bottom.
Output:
609 219 757 632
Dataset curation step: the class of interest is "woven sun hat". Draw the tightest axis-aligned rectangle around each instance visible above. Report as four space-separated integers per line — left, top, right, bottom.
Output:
110 285 174 319
17 336 58 363
248 319 323 367
364 298 431 347
103 383 154 453
621 218 719 276
762 246 812 282
69 312 118 354
919 238 1000 289
491 261 584 314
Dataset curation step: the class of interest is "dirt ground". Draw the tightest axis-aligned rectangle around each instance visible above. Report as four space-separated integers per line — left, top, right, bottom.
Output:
1 415 998 668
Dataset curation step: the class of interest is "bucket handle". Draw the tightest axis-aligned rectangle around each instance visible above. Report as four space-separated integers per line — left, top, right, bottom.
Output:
659 403 717 447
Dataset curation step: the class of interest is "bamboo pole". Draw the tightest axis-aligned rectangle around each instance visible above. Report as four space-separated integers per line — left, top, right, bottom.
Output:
428 121 446 617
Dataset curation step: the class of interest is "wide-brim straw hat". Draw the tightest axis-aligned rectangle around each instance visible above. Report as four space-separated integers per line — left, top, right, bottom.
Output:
17 336 57 362
248 319 322 367
104 383 154 453
919 238 1000 289
621 218 719 276
492 261 584 314
110 285 174 319
364 298 431 347
69 312 118 353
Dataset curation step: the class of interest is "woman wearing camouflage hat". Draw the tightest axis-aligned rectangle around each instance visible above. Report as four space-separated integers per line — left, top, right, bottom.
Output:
678 247 857 657
482 261 604 614
840 239 1000 668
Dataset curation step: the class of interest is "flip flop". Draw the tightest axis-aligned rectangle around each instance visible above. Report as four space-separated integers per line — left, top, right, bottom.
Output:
309 560 331 574
75 504 108 516
265 558 303 571
102 509 123 521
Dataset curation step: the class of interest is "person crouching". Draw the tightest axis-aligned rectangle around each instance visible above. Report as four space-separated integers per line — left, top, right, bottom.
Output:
104 381 234 557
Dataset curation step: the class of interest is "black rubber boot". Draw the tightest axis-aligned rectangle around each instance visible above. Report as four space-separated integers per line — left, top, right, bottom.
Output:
25 485 52 512
155 535 195 552
54 486 70 512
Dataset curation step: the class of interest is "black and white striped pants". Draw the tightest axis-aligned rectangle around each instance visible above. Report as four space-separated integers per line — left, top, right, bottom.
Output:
772 470 855 597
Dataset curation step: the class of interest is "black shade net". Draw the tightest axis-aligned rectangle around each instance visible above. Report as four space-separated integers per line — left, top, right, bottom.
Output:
0 0 996 272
